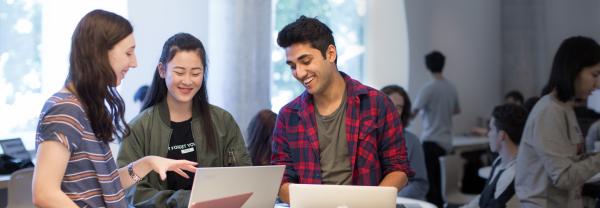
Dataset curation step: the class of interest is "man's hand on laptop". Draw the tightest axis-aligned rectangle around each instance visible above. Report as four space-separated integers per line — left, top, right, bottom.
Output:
378 171 407 192
279 182 291 203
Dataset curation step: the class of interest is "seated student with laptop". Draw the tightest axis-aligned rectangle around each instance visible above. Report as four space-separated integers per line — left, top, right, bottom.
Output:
117 33 251 207
271 15 414 204
381 85 429 200
461 104 527 208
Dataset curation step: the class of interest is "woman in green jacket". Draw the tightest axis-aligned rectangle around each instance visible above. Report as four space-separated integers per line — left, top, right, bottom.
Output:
117 33 251 208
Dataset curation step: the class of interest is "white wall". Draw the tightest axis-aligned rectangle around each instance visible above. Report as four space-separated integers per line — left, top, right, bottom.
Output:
541 0 600 85
541 0 600 111
405 0 502 133
123 0 209 121
500 0 600 111
364 0 409 90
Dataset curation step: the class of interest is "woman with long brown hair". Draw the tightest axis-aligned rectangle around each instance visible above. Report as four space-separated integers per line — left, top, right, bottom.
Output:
32 10 197 207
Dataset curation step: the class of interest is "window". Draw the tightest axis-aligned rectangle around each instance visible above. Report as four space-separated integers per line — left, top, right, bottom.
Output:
0 0 42 149
0 0 127 150
270 0 366 112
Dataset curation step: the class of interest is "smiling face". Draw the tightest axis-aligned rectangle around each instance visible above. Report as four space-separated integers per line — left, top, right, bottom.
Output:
159 50 204 107
108 34 137 86
285 42 337 96
574 63 600 99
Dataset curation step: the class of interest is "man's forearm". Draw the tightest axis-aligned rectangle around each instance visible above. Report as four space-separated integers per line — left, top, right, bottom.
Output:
278 182 291 203
378 171 408 191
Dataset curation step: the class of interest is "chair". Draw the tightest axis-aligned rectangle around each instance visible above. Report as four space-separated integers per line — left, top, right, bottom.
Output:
7 167 34 208
439 155 477 208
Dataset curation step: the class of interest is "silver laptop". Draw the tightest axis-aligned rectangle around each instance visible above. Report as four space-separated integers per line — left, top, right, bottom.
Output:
290 184 398 208
188 165 285 208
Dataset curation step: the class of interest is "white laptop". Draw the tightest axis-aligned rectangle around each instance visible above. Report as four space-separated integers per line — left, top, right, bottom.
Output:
188 165 285 208
289 184 398 208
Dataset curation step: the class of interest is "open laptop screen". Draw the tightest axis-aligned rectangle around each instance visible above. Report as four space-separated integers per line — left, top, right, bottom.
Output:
188 165 285 208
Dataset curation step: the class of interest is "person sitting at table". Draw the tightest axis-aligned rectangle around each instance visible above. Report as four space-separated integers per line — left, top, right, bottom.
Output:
117 33 251 207
271 16 413 203
471 90 525 137
381 85 429 200
504 90 524 106
461 104 528 208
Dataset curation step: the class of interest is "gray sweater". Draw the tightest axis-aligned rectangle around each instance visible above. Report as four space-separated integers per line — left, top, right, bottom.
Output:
398 131 429 200
515 95 600 208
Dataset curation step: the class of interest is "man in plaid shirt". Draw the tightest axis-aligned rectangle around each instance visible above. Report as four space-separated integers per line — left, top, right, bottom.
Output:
271 16 414 203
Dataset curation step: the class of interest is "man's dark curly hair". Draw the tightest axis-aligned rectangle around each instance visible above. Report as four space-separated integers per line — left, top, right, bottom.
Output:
277 15 337 64
491 104 528 145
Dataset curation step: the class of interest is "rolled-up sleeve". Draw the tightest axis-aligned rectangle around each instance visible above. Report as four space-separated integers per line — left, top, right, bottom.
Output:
379 96 414 177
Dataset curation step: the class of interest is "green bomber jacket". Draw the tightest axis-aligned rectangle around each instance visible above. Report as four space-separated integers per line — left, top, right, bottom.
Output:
117 99 251 208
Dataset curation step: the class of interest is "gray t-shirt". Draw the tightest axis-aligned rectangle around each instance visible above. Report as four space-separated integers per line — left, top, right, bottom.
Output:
398 131 429 200
413 79 460 152
515 95 600 208
315 95 352 185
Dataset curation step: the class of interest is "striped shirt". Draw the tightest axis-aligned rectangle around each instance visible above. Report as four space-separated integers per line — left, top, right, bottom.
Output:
36 92 126 207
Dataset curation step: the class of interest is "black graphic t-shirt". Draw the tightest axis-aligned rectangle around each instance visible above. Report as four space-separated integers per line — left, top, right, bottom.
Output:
166 118 197 190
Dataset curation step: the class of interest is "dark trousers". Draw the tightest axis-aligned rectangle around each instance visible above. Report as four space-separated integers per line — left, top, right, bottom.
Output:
423 141 447 208
460 150 486 194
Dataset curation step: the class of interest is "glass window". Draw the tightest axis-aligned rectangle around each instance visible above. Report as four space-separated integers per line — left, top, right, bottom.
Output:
0 0 127 150
270 0 366 112
0 0 42 149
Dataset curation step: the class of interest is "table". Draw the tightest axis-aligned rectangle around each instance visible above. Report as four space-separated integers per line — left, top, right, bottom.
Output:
452 136 489 154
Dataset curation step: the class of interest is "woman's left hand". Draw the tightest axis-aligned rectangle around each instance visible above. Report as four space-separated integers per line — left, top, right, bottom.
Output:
146 156 198 180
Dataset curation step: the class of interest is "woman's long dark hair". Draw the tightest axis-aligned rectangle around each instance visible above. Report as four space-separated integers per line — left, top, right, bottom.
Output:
142 33 216 151
541 36 600 102
246 109 277 166
66 9 132 142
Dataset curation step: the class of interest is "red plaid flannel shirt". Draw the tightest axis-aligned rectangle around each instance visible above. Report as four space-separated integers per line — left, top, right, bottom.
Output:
271 72 414 185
